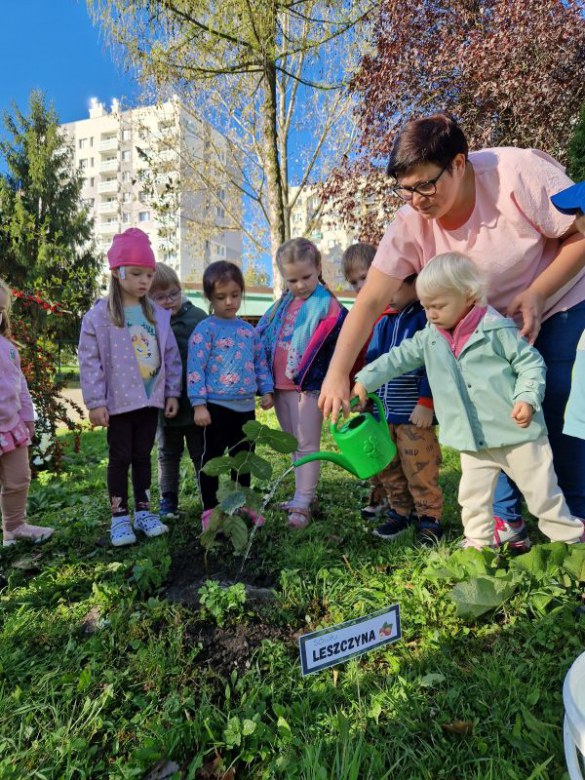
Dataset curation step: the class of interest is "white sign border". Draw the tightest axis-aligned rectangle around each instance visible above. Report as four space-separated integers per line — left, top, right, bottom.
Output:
298 603 401 677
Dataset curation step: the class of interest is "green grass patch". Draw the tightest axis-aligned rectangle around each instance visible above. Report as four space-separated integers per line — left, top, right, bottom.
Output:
0 409 583 778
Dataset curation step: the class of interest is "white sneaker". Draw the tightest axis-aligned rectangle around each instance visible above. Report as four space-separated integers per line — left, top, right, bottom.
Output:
110 516 136 547
134 511 168 539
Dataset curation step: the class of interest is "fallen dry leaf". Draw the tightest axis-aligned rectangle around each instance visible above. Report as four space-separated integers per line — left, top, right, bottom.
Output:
441 720 474 736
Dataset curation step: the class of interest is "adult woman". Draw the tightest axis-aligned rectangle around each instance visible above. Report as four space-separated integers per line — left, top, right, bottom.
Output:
319 114 585 537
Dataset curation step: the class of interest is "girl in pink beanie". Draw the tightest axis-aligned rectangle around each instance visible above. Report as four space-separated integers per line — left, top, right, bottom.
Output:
78 228 182 547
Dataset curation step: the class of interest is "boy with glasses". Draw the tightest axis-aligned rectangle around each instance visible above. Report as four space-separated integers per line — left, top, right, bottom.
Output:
150 263 207 519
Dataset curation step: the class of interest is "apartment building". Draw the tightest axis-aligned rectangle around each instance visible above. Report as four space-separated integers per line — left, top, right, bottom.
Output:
61 97 242 283
289 185 357 291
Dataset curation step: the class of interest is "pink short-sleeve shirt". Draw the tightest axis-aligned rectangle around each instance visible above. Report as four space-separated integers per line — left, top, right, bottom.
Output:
373 147 585 320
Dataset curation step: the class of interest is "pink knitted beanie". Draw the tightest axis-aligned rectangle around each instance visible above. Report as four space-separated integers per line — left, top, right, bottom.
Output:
107 228 156 270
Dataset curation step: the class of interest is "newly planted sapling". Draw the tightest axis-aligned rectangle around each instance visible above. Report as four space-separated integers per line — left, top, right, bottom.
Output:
200 421 297 555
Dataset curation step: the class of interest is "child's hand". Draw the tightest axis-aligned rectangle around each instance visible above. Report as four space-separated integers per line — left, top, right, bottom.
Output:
89 407 109 427
165 397 179 418
25 421 35 439
351 382 368 410
410 404 434 428
511 401 533 428
260 392 274 410
194 404 211 426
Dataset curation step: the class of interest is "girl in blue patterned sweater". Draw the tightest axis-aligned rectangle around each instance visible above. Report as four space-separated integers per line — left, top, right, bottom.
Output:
187 262 273 523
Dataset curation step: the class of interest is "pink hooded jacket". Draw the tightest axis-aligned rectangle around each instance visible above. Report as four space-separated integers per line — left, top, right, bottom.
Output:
0 335 34 433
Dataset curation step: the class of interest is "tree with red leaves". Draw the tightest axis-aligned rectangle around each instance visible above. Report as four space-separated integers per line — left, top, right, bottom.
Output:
324 0 585 242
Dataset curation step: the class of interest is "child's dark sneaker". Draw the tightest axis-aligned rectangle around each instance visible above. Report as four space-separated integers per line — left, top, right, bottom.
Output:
160 492 180 521
361 497 388 521
493 517 532 551
373 508 414 540
134 511 168 538
416 516 443 545
110 516 136 547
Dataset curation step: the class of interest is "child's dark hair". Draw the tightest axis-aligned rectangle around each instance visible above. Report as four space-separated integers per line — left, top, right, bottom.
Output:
341 243 376 279
203 261 245 301
403 273 418 285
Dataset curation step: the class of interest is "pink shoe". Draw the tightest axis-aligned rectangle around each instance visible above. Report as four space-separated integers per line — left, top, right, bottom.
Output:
287 507 311 529
3 523 54 547
241 509 265 527
201 509 214 532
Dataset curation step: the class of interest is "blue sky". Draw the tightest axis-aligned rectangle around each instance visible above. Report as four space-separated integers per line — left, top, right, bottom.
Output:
0 0 137 133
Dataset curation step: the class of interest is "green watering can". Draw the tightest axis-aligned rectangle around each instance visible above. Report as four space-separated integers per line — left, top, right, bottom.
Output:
294 393 397 479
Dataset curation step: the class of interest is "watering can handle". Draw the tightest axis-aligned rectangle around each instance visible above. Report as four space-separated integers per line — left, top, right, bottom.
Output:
330 392 385 434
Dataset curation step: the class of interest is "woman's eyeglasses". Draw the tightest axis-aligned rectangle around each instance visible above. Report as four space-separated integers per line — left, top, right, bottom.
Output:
152 288 181 304
391 164 450 202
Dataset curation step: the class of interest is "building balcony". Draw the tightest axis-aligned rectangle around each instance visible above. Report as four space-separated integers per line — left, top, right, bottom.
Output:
99 158 118 173
97 219 119 235
98 200 118 215
99 137 118 152
98 179 118 194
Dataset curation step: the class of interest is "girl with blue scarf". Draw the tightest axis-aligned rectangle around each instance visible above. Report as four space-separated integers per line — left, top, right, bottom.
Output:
257 238 347 528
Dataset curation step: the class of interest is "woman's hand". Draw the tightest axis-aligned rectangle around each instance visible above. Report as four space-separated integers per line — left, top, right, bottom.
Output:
89 407 109 427
506 289 545 344
164 398 179 418
194 404 211 426
319 370 350 420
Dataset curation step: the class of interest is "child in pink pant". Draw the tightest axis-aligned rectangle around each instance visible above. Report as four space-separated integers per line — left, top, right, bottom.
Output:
0 279 53 547
257 239 347 528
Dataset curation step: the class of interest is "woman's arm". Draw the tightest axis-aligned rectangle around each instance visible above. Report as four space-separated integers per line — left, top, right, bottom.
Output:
318 267 402 419
507 228 585 343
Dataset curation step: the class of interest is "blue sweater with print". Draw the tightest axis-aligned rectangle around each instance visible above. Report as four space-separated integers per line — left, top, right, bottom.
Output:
187 316 273 408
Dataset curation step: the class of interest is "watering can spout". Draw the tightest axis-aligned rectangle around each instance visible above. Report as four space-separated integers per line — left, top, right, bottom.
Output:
293 451 358 477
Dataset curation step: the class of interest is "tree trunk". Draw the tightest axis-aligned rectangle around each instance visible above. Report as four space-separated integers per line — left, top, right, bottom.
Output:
261 59 286 297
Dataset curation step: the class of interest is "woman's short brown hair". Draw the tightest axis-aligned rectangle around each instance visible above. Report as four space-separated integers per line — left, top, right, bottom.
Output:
387 113 469 178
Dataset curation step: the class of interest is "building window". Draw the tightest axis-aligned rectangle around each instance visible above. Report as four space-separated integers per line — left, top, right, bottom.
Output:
79 159 88 169
123 192 132 203
88 177 95 187
216 204 225 219
122 171 131 183
90 158 94 167
122 212 131 224
89 137 94 147
79 138 87 149
121 150 131 162
122 129 132 141
138 211 150 222
138 191 147 204
214 243 226 258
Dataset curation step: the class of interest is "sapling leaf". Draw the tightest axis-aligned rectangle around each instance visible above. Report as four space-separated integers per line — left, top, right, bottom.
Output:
202 455 236 476
241 420 297 453
223 515 249 554
220 491 247 515
230 450 273 480
449 575 517 619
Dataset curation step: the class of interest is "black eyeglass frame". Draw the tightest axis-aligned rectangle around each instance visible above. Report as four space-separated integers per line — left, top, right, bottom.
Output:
391 163 451 202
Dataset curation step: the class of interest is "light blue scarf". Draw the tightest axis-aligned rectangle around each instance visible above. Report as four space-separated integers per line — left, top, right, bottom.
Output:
258 285 332 380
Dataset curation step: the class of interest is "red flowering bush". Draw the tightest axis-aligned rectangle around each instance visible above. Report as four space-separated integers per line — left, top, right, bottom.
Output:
11 289 83 472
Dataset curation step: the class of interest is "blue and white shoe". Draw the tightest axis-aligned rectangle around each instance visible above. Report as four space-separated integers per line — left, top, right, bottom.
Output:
110 516 137 547
134 511 168 539
160 494 180 521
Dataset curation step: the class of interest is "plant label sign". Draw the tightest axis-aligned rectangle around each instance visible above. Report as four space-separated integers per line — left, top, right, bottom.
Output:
298 604 401 676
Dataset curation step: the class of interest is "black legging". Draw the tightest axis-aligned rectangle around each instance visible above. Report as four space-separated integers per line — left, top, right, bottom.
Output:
107 407 159 515
199 403 255 510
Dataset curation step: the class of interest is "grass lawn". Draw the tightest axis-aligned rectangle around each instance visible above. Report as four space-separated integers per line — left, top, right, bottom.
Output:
1 409 584 779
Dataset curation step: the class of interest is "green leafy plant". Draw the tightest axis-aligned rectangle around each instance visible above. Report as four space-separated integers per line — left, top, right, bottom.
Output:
198 580 247 626
200 421 297 556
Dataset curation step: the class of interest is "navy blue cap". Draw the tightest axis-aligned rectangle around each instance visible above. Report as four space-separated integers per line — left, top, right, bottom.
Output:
550 181 585 215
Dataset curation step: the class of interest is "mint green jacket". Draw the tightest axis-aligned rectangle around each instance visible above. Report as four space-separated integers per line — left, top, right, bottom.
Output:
355 307 547 452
